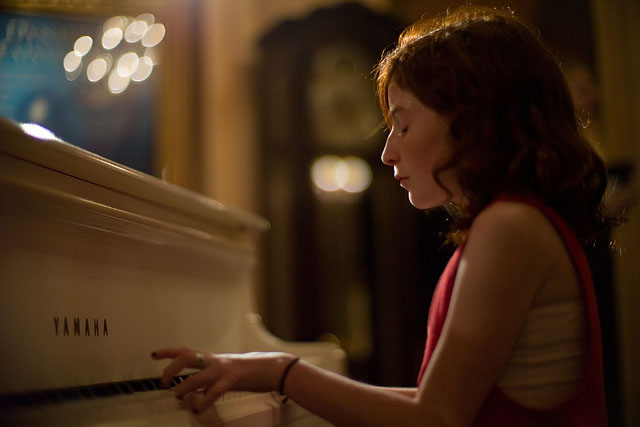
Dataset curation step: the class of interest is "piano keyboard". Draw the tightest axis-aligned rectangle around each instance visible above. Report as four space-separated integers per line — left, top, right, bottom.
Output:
0 375 190 408
0 376 306 426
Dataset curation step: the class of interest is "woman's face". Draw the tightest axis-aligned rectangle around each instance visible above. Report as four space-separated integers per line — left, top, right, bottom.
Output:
381 81 458 209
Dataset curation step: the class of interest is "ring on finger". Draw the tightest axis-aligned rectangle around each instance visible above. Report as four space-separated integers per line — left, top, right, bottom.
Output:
194 352 207 370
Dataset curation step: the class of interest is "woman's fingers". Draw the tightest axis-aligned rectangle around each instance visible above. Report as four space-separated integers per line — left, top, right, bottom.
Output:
174 367 221 398
194 376 235 414
160 354 191 387
151 347 262 413
151 347 189 360
152 348 210 369
151 348 211 387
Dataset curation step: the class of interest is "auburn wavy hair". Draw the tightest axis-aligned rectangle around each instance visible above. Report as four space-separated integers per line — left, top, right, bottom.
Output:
375 6 615 245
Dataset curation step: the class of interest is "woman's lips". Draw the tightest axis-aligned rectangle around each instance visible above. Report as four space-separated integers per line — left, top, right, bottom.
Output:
395 176 408 187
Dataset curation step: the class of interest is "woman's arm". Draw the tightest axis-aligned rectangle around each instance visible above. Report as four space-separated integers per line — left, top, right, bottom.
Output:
152 349 432 425
385 387 418 397
153 201 558 426
416 201 561 425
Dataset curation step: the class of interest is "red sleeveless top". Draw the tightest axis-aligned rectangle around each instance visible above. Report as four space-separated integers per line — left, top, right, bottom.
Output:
417 195 608 426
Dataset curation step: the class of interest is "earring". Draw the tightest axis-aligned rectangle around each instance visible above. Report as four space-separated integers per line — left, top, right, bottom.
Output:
444 200 466 219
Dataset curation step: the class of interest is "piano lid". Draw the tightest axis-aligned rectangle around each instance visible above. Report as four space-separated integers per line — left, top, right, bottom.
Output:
0 117 270 238
0 117 272 393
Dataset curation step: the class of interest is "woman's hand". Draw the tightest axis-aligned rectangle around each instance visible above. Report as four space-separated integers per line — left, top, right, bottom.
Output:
151 348 295 413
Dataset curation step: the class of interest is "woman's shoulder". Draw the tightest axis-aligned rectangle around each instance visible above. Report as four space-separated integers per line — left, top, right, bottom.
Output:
465 199 579 304
465 199 567 280
469 199 556 244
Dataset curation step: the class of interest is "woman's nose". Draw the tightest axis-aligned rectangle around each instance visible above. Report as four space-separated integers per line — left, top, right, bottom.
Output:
381 135 397 166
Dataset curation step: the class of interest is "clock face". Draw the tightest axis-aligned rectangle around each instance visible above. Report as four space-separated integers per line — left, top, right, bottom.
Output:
307 41 381 151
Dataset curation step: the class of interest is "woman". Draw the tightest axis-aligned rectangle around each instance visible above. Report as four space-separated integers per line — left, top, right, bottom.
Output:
152 6 613 425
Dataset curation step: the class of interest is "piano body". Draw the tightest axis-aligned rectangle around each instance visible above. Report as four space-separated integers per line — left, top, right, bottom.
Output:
0 118 345 426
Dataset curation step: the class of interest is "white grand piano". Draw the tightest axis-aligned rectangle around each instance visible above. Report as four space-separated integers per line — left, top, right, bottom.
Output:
0 118 345 426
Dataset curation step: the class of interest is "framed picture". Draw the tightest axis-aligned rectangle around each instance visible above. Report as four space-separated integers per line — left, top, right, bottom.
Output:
0 0 198 188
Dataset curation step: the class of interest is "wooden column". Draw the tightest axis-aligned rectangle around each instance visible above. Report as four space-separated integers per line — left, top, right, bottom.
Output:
591 1 640 425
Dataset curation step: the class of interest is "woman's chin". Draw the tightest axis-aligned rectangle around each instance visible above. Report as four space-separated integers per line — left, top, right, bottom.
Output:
408 194 447 210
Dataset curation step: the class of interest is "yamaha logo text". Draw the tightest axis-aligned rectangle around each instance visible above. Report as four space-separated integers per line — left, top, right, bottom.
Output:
53 317 109 336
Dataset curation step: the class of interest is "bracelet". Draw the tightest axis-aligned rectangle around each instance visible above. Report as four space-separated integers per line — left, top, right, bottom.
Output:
278 357 300 403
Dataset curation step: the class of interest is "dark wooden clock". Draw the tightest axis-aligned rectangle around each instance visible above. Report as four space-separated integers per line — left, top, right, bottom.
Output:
306 40 382 152
256 3 449 386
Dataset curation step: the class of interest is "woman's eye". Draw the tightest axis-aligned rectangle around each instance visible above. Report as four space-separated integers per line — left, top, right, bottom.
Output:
397 127 408 136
